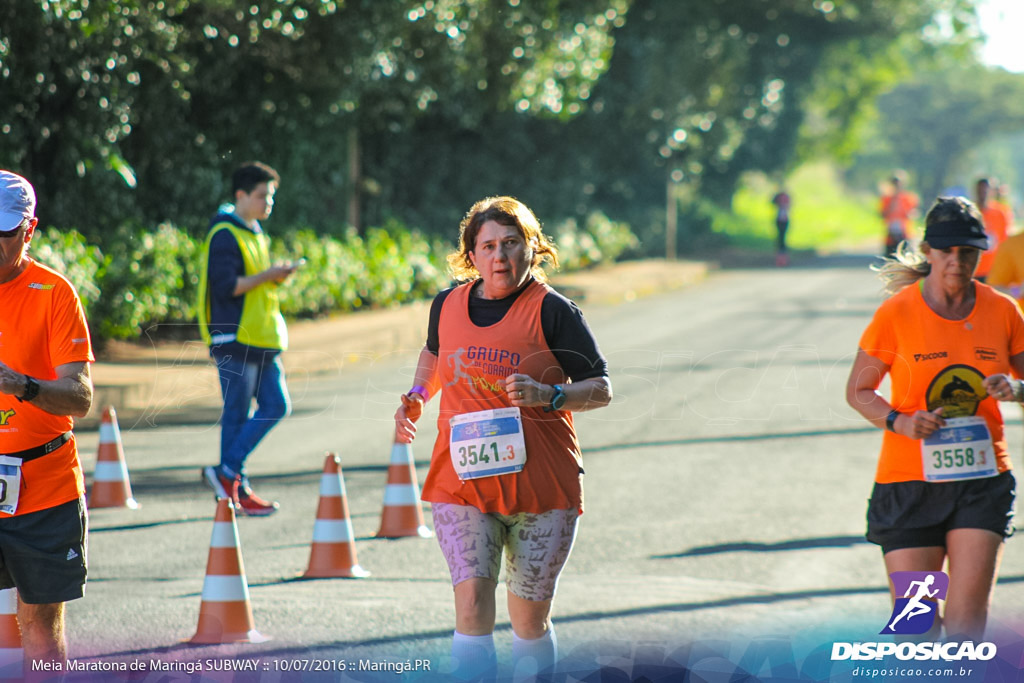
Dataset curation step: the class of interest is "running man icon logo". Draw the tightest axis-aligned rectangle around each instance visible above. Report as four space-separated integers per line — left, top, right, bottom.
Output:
880 571 949 635
446 348 473 387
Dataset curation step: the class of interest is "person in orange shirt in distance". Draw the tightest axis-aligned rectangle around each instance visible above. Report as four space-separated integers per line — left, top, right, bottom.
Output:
879 172 920 257
974 177 1014 281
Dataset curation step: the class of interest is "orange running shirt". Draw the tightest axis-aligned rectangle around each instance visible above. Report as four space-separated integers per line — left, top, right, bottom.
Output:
987 233 1024 309
421 279 583 515
977 203 1013 278
0 259 94 515
859 281 1024 483
880 191 918 235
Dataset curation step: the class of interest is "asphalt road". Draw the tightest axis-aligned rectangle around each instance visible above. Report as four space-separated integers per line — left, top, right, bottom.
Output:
64 255 1024 681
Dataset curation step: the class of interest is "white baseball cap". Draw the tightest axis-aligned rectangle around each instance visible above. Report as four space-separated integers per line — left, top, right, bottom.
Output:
0 170 36 231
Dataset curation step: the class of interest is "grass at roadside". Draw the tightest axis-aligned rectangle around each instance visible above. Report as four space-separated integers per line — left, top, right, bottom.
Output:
712 161 885 253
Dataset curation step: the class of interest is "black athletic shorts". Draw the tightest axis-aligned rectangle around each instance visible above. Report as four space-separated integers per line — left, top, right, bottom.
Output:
866 471 1016 554
0 497 88 604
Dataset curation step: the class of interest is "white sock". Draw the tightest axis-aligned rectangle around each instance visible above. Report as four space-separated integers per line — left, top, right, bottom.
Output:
512 627 557 682
451 631 497 681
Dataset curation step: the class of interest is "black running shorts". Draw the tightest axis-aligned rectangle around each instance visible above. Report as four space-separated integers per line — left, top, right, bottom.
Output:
866 471 1016 554
0 497 88 604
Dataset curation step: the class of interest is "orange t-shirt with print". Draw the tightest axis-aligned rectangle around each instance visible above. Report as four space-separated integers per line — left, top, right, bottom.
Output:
0 259 94 515
421 279 583 515
860 280 1024 483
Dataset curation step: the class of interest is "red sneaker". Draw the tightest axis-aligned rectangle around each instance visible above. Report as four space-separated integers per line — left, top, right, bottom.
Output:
202 466 239 502
236 481 280 517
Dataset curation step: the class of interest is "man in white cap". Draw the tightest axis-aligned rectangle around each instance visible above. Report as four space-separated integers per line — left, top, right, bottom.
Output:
0 170 94 669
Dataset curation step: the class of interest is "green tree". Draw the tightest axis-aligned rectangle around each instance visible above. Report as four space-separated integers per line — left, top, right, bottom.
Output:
541 0 982 250
866 64 1024 201
1 0 625 240
1 0 981 254
0 0 188 229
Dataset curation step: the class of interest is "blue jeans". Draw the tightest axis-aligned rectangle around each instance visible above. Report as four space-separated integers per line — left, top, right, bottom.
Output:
215 353 291 477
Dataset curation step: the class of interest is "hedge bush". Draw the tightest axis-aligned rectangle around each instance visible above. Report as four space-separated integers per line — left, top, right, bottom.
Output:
270 224 451 317
551 211 640 269
30 227 102 319
30 213 637 343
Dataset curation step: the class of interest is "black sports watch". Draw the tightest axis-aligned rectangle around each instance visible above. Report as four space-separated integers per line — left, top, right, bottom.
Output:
16 375 40 403
544 384 567 412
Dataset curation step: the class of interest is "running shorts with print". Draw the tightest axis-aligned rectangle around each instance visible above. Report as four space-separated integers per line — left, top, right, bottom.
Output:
866 471 1016 554
0 497 88 604
431 502 578 601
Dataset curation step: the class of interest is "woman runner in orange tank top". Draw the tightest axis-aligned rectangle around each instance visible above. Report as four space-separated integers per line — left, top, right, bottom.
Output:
394 197 612 679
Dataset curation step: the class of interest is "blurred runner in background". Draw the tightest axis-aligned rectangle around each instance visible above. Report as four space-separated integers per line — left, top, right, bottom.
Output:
879 171 919 258
772 185 791 267
974 177 1014 282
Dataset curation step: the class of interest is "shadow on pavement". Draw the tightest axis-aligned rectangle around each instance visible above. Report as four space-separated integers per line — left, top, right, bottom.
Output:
586 426 876 454
653 535 868 559
89 517 213 534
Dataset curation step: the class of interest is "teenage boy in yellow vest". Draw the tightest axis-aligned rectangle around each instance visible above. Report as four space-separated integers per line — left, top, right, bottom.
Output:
198 162 299 516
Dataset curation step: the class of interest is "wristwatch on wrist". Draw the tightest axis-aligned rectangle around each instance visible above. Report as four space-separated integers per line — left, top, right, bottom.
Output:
16 375 40 403
544 384 567 413
885 409 900 433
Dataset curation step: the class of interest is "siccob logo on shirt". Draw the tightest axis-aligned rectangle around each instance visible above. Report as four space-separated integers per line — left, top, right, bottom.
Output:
925 364 986 417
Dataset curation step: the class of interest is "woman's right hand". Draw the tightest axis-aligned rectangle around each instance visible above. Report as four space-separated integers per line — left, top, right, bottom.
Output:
894 407 945 439
394 393 424 443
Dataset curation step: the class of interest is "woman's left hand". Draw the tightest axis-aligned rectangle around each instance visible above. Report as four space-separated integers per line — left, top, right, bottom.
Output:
983 374 1022 402
504 374 552 408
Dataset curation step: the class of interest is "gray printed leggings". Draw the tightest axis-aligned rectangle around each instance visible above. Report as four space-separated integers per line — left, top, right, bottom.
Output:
431 502 579 601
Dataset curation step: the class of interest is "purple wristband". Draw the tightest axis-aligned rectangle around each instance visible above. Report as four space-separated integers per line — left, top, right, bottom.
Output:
409 385 429 401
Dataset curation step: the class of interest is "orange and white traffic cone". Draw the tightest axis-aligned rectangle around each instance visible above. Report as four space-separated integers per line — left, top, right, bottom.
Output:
303 453 370 579
0 589 22 681
375 441 432 539
189 492 268 644
87 406 139 509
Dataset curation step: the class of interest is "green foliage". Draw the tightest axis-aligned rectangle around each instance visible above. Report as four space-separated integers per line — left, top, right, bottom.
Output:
721 161 882 252
0 0 627 241
849 63 1024 201
1 0 978 254
552 212 640 268
272 224 452 316
89 223 202 340
29 227 103 316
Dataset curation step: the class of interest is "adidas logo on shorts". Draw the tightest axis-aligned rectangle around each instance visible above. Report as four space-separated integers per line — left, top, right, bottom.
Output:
66 548 79 561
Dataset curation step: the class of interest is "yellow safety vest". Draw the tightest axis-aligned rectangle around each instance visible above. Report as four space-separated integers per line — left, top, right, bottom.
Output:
197 221 288 351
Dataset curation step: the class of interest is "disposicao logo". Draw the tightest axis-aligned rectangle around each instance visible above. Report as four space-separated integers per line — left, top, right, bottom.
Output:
830 570 997 663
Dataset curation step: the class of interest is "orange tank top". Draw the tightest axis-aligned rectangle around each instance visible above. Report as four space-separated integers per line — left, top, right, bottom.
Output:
421 279 583 514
